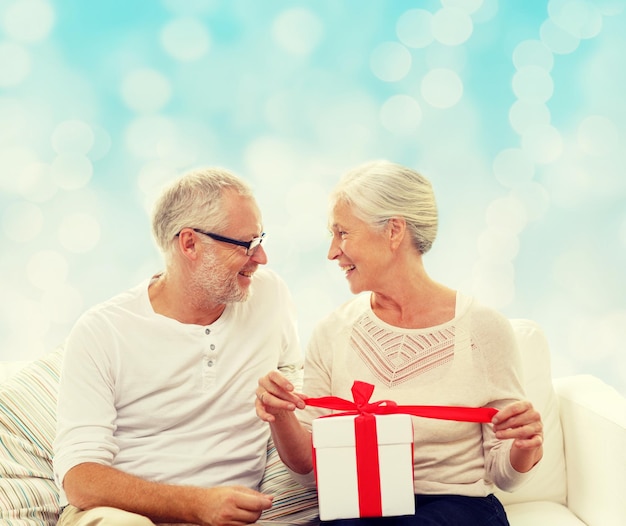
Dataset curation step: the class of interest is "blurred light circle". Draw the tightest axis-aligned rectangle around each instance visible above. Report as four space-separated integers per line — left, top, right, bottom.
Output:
0 42 31 87
370 42 412 82
52 120 95 155
512 40 554 71
161 0 217 15
138 161 180 196
1 201 43 242
425 45 468 74
89 126 112 161
485 196 527 234
577 115 619 156
0 146 38 192
2 296 50 343
160 16 210 62
431 7 473 46
543 160 590 207
472 260 516 308
511 181 550 221
620 215 626 246
313 93 380 147
3 0 55 43
41 282 84 324
477 226 520 262
493 148 535 188
396 9 434 48
18 162 57 202
285 181 327 217
512 66 554 103
548 0 603 39
273 8 323 56
472 0 499 23
145 118 213 168
58 213 100 253
508 101 551 135
441 0 484 13
594 0 625 15
282 211 328 253
521 124 563 164
27 250 68 290
14 160 45 194
121 68 172 113
50 154 93 190
421 68 463 108
124 115 177 159
540 18 580 54
245 136 300 185
380 94 422 135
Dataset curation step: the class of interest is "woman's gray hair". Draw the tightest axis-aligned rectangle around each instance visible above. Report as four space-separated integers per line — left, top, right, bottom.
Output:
330 160 438 254
151 167 254 255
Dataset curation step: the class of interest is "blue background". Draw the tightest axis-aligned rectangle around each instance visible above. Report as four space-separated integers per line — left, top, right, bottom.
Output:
1 0 625 395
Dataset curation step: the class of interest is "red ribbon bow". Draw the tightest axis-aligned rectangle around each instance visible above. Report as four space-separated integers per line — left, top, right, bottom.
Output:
305 380 499 423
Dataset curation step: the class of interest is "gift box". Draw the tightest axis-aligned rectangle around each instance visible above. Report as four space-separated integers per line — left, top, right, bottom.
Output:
306 381 499 521
312 412 415 520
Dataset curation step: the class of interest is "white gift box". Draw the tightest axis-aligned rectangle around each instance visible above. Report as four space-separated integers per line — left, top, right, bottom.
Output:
312 413 415 521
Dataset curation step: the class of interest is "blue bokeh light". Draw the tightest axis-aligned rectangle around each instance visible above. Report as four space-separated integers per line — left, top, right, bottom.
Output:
1 0 624 395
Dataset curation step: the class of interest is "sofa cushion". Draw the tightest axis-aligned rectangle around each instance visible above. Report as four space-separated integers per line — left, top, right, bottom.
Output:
259 440 319 522
506 501 586 526
0 347 63 525
495 319 567 506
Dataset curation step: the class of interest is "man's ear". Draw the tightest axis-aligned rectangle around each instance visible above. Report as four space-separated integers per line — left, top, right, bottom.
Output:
177 229 200 261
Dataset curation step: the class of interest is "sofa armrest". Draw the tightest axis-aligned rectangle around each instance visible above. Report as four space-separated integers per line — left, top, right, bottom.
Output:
554 374 626 526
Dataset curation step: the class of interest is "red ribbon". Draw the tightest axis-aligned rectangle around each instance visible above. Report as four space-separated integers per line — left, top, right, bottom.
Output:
308 381 498 518
306 380 499 423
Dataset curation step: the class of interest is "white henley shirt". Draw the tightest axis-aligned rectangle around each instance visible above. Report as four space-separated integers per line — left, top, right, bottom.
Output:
53 268 302 506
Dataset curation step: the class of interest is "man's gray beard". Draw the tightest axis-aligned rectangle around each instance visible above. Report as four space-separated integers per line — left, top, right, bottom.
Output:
189 249 249 310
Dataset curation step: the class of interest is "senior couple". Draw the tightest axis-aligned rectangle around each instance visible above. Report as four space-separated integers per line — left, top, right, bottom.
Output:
54 161 544 526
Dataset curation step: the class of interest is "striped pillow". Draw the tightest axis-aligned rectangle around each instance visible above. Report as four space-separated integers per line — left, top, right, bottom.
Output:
0 347 63 525
259 440 319 522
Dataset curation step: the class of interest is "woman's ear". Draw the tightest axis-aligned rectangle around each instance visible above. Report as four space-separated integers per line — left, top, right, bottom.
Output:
387 217 406 249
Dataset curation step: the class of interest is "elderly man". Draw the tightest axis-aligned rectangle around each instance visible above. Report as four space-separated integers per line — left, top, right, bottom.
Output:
54 167 302 526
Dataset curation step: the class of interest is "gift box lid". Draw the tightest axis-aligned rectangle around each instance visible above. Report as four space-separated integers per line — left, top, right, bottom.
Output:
312 413 413 449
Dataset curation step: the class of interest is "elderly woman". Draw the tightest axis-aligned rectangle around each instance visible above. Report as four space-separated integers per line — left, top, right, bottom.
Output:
256 160 543 525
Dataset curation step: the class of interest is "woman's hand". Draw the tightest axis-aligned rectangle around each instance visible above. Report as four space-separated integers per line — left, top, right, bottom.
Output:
492 400 544 472
255 371 307 423
255 371 314 475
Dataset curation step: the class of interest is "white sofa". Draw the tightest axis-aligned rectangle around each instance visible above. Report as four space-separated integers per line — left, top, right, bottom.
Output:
1 319 624 525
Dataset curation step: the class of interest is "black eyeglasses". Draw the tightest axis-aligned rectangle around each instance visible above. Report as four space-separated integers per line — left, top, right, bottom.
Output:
180 228 266 256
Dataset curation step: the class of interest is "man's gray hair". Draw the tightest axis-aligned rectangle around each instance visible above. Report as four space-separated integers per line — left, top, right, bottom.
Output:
329 160 438 254
151 167 254 255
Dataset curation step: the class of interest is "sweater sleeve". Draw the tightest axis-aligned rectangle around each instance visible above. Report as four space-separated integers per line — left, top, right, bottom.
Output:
472 307 537 491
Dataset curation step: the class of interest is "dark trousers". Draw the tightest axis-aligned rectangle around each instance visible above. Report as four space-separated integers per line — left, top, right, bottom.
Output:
321 494 510 526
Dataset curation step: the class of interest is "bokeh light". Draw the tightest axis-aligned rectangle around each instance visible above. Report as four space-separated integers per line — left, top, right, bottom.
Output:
0 0 624 397
160 17 211 62
370 42 412 82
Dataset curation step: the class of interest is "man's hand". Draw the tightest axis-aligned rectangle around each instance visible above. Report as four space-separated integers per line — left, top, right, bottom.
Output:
63 463 273 526
195 486 273 526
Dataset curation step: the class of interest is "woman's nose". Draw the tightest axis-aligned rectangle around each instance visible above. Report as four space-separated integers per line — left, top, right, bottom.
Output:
327 239 341 261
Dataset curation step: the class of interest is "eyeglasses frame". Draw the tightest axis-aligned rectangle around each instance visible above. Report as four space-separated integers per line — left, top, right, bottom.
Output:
178 228 266 256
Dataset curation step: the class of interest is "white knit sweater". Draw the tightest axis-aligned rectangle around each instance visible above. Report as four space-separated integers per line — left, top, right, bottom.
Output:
298 292 534 496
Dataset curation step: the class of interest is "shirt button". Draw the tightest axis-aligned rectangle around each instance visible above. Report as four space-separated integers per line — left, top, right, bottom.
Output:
210 344 215 350
207 360 214 367
205 328 211 335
